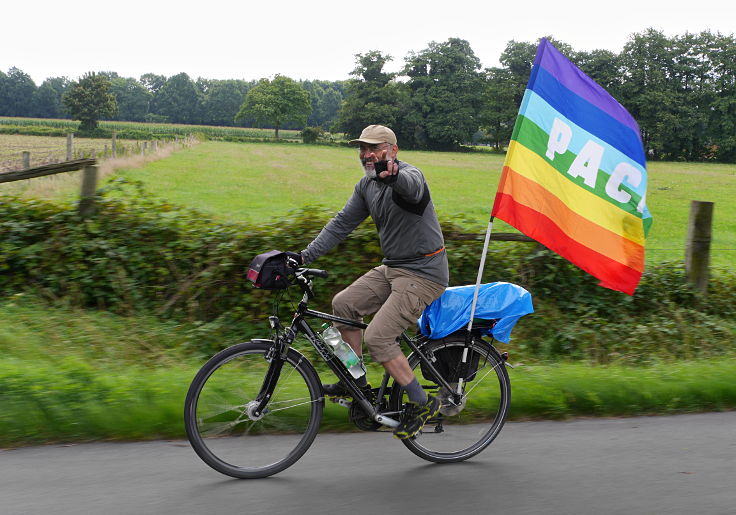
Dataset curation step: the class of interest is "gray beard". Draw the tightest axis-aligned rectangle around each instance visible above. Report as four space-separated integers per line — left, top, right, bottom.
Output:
363 165 377 179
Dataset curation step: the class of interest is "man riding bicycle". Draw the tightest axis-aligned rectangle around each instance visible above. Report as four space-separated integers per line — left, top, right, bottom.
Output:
290 124 448 439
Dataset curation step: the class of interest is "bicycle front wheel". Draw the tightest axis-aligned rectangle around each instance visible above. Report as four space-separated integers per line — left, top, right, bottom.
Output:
391 336 510 463
184 341 324 479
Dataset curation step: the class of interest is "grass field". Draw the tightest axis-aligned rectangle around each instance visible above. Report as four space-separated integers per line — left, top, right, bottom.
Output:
106 141 735 268
2 138 734 267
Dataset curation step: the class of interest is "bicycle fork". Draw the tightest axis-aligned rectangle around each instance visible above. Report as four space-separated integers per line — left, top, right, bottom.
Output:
249 337 289 419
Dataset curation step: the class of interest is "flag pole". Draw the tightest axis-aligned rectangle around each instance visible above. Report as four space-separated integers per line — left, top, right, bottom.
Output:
466 215 495 332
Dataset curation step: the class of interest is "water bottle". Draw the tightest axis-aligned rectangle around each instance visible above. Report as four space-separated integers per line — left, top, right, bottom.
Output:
321 324 366 379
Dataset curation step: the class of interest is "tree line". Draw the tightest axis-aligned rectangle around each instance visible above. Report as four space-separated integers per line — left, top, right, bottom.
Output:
0 70 345 131
1 28 735 161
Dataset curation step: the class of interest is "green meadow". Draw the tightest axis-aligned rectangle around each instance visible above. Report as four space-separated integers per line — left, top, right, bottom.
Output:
100 141 736 268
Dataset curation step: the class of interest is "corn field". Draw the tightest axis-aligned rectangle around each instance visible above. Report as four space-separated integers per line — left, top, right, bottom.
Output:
0 117 304 141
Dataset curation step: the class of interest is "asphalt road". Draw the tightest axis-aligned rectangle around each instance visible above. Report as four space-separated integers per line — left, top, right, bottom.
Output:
2 412 735 515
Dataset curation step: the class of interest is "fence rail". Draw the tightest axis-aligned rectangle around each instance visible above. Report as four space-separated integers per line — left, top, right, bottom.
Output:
0 158 96 183
0 132 190 173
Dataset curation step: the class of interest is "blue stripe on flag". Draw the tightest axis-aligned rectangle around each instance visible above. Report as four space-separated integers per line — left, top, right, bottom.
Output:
529 66 646 167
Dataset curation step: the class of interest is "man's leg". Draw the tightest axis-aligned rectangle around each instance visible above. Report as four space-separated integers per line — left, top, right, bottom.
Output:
331 266 391 355
323 266 391 395
338 327 362 356
380 354 415 386
362 268 445 439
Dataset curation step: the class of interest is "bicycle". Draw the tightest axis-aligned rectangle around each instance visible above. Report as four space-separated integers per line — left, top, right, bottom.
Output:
184 264 514 479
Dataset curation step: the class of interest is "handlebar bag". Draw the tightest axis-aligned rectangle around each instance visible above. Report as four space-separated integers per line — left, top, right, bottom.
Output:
247 250 290 289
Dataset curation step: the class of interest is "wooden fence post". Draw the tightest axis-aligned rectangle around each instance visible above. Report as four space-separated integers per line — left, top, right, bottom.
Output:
685 200 714 294
66 133 74 161
78 164 99 218
112 132 117 158
22 151 30 169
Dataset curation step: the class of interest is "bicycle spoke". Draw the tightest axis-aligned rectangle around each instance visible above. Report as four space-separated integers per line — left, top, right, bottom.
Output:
463 360 503 397
267 396 323 413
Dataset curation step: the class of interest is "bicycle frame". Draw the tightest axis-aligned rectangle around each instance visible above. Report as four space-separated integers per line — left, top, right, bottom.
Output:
252 269 465 429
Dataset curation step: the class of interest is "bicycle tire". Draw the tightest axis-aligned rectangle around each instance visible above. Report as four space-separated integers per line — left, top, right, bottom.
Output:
390 336 510 463
184 340 324 479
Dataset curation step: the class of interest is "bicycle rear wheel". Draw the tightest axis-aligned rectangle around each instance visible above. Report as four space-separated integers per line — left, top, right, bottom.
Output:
391 336 510 463
184 341 323 478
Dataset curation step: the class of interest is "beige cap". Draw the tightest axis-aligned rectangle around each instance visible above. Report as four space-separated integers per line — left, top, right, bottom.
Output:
348 125 397 145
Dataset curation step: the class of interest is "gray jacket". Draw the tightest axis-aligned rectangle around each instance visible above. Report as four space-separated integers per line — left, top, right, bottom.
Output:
301 161 449 286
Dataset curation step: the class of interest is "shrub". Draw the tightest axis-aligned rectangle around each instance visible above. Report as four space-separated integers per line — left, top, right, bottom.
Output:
1 182 734 361
300 126 324 144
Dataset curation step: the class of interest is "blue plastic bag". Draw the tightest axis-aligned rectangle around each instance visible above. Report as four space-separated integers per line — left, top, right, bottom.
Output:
418 282 534 343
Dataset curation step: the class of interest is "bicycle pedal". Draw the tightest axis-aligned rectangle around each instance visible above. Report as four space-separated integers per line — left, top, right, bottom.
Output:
330 397 352 408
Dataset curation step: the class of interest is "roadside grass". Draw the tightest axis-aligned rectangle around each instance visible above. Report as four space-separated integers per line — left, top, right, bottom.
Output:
1 295 734 447
3 354 734 447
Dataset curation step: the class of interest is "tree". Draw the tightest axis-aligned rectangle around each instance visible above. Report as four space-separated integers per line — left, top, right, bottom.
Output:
336 51 406 140
235 75 311 138
62 72 117 131
0 67 37 117
303 80 344 128
199 79 252 126
33 77 70 118
709 32 736 161
140 73 167 96
574 49 622 94
153 73 201 124
402 38 485 150
110 77 151 121
479 67 516 150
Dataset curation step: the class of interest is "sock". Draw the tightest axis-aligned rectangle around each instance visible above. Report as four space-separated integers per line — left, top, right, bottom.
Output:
403 378 428 404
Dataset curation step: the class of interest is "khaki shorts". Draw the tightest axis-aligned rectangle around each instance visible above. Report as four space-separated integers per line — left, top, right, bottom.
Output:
332 265 446 363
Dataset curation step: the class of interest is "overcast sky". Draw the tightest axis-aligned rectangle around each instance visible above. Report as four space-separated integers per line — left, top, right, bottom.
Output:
2 0 733 85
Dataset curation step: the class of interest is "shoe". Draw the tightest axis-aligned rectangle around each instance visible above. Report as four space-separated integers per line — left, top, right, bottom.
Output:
322 381 350 397
393 395 441 440
322 381 374 401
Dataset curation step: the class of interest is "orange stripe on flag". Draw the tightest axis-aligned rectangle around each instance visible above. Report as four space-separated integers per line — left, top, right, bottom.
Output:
497 166 644 272
492 192 642 295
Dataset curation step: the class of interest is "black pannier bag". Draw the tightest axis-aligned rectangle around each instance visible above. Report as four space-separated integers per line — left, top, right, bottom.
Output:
247 250 291 290
420 336 482 384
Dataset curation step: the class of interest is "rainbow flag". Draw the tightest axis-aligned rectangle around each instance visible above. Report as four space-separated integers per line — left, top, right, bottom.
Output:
492 39 651 295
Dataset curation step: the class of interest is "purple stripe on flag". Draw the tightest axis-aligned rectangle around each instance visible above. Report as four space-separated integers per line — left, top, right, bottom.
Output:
533 39 640 136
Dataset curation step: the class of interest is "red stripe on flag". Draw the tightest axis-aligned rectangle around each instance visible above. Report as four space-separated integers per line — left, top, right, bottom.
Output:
492 192 642 295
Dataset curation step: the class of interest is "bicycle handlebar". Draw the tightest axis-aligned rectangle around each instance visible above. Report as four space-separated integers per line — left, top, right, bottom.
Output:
296 267 329 279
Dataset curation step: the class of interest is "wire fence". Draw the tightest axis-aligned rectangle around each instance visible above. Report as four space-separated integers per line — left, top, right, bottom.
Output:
0 134 182 173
